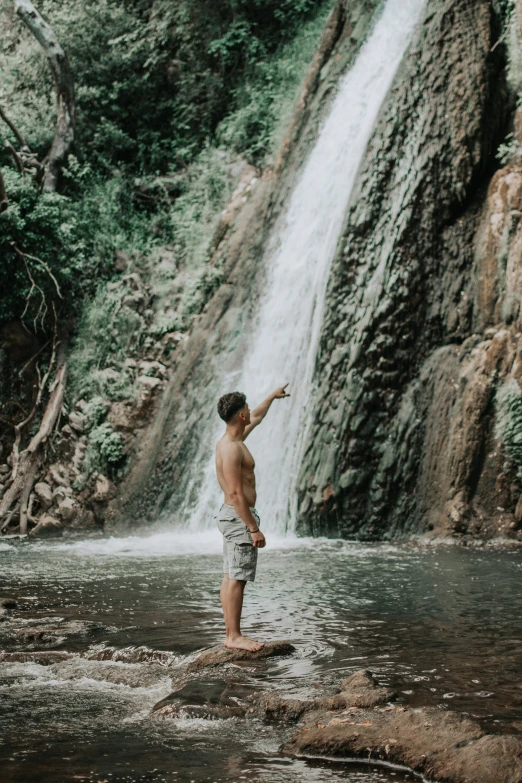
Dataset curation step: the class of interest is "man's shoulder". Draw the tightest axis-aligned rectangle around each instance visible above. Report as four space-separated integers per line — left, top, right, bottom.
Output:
217 436 243 458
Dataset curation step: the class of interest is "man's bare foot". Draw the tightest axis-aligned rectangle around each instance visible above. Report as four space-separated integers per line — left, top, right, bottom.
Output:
224 635 265 652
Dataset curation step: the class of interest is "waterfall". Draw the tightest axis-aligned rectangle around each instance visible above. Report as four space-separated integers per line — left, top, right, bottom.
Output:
182 0 426 535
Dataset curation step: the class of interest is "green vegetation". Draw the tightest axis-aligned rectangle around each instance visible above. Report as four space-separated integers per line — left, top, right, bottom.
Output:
495 377 522 475
0 0 332 474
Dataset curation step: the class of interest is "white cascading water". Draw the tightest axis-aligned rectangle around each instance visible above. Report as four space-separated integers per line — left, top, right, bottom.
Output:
185 0 426 537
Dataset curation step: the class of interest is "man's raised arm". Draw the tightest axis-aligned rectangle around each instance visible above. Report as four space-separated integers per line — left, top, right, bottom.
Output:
221 442 265 547
244 384 290 439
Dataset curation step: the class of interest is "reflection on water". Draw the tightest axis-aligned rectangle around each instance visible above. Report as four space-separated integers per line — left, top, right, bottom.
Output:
0 537 521 782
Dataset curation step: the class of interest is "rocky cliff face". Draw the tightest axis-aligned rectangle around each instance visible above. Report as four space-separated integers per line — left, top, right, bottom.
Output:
114 0 522 541
109 0 383 528
297 0 522 539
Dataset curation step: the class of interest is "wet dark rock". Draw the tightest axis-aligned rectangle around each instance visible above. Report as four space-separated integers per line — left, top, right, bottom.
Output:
84 645 174 665
296 0 522 540
155 702 246 720
259 693 311 723
152 677 254 719
0 650 72 664
326 670 395 709
48 657 170 689
187 640 295 671
257 671 394 723
0 597 17 609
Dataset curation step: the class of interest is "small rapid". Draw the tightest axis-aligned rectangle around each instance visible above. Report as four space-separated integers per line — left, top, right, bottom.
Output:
183 0 427 534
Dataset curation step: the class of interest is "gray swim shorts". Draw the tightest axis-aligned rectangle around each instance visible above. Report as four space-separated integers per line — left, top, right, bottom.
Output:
216 504 260 582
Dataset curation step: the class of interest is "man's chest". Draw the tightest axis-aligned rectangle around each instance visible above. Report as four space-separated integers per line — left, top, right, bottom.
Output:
240 444 255 470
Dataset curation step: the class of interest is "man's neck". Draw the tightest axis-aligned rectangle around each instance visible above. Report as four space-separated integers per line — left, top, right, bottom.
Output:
226 421 245 441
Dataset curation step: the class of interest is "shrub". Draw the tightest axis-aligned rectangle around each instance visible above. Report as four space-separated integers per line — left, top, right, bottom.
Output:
495 377 522 473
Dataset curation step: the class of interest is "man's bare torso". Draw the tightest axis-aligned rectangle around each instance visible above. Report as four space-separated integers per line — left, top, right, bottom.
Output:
216 436 256 507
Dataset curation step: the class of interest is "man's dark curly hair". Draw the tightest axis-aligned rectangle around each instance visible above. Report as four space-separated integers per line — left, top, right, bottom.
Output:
217 391 247 422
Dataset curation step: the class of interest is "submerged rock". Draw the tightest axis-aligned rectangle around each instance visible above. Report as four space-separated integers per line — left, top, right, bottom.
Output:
0 618 106 646
0 597 17 609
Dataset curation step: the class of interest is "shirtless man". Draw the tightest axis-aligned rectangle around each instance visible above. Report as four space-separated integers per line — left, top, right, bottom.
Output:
215 385 290 651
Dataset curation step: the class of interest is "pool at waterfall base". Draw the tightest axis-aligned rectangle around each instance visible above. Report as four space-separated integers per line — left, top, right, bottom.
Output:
1 535 521 782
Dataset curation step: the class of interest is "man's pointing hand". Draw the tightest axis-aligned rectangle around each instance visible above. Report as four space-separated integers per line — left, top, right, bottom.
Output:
273 383 290 399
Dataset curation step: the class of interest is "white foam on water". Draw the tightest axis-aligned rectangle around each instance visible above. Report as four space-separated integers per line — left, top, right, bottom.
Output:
31 530 320 557
28 531 401 558
184 0 427 535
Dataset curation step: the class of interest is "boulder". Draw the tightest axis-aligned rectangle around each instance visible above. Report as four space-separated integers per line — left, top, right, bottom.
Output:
69 411 87 433
57 497 78 523
107 402 133 430
93 474 116 503
74 508 96 529
72 441 87 471
28 515 63 538
136 375 163 407
52 485 71 504
34 482 53 509
49 465 70 487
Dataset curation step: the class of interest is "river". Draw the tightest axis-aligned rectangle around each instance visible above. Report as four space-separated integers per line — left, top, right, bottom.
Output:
1 535 521 782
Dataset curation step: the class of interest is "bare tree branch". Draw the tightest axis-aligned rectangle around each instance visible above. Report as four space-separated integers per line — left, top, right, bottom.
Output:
0 359 67 529
14 0 75 191
11 243 62 299
0 104 27 148
5 140 23 173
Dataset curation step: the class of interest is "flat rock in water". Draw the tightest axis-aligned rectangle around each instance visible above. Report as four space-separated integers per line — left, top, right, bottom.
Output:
280 670 522 783
188 640 295 671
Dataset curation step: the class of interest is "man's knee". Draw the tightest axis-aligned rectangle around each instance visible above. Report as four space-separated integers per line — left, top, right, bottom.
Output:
228 578 246 589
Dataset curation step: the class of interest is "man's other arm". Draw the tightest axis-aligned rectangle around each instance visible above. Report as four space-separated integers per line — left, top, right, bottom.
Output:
243 384 290 439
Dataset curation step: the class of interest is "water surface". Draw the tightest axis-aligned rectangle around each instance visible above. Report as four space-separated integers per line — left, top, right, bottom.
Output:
1 536 521 783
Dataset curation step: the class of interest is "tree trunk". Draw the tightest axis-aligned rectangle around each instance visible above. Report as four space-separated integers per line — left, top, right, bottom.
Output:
0 171 7 212
14 0 74 192
0 362 67 529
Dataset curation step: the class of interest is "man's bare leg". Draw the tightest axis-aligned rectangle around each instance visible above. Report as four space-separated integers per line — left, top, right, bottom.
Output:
220 574 230 635
223 578 264 651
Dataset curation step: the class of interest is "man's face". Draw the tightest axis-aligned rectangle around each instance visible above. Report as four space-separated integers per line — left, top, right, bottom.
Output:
239 403 251 425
